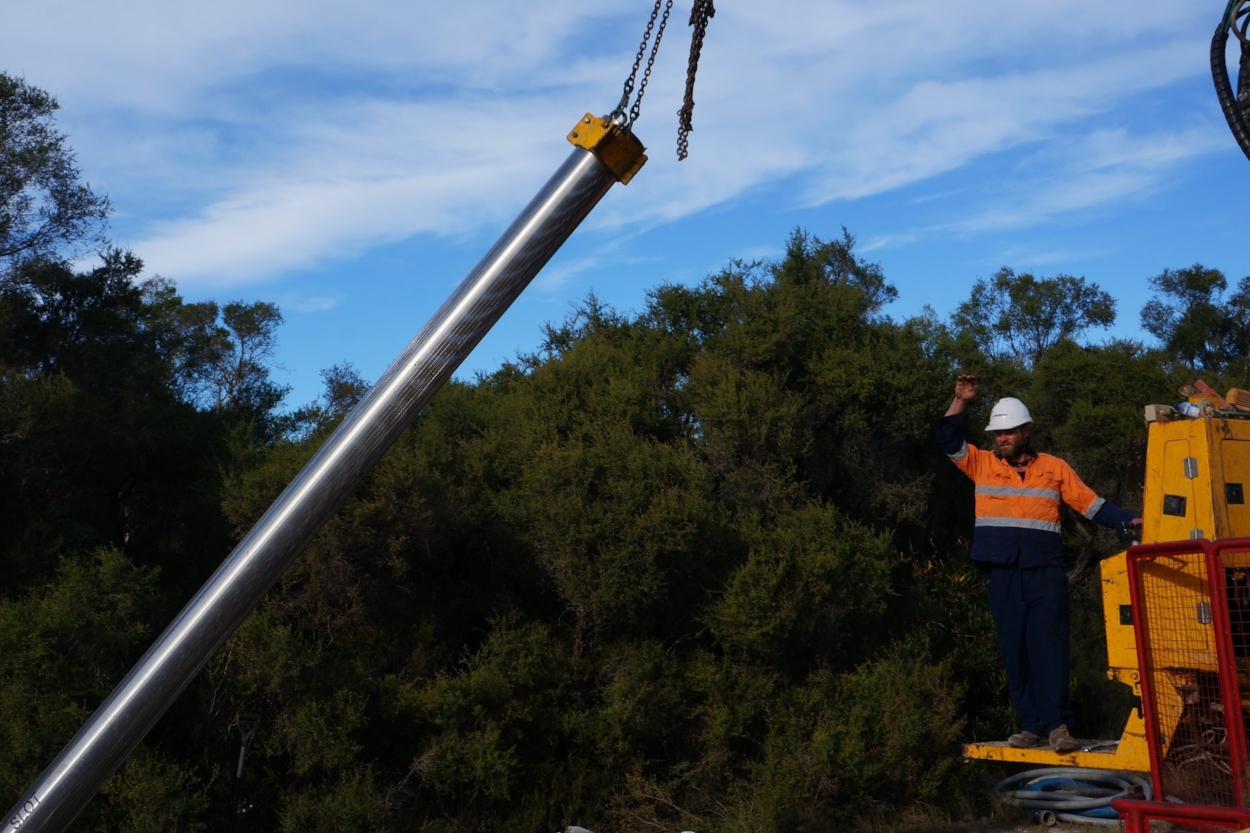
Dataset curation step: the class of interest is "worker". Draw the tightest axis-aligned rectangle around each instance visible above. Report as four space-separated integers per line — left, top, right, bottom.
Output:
937 375 1141 753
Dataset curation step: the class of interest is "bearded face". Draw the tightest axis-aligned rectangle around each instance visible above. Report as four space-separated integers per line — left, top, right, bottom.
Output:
993 424 1031 462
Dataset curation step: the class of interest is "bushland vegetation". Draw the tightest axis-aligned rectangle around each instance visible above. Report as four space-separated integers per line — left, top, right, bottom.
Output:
1 73 1245 832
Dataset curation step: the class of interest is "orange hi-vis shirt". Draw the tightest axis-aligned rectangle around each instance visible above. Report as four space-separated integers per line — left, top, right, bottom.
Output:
937 413 1127 567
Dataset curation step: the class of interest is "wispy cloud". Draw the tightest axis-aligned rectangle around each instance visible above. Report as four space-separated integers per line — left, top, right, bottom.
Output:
949 124 1226 233
1000 247 1120 269
0 0 1220 288
860 234 919 254
534 249 667 293
130 98 569 284
284 295 341 313
845 119 1226 260
532 255 603 293
793 40 1205 204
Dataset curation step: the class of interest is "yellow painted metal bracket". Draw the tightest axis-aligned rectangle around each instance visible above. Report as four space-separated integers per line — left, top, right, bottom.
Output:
567 113 647 184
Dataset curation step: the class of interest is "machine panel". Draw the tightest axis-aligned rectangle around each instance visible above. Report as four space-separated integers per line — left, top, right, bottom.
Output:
1156 438 1199 543
1221 439 1250 536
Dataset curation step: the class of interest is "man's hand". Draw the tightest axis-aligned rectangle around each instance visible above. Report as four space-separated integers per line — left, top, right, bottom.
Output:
955 374 979 401
946 374 978 416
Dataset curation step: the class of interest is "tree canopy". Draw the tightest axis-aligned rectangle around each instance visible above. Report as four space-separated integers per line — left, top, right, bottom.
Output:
0 73 110 270
1140 263 1250 373
950 267 1116 367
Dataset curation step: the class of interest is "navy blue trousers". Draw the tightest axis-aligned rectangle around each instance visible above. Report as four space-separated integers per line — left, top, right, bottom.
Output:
982 564 1074 735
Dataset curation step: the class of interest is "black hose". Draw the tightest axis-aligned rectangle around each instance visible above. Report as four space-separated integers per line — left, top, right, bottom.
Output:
1212 2 1250 162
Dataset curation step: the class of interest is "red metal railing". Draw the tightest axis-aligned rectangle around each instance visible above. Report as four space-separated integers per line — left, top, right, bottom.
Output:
1208 538 1250 808
1112 796 1250 832
1121 537 1250 830
1127 540 1230 805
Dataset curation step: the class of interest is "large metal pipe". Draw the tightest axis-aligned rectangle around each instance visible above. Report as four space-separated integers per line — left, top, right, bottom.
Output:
3 116 644 833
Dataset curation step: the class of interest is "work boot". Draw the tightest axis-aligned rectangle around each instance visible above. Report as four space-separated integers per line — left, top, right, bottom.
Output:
1006 730 1044 748
1049 724 1078 753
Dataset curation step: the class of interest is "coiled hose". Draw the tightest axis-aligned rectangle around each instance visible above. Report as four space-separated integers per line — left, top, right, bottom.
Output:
993 768 1153 827
1212 0 1250 162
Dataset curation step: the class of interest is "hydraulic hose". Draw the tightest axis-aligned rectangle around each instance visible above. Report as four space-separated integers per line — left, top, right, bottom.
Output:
1212 1 1250 162
993 767 1153 827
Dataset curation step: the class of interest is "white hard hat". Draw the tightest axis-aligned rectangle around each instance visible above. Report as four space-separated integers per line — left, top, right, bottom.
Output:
985 397 1032 432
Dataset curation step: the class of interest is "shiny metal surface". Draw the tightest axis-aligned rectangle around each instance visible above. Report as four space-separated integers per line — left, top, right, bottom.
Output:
3 145 617 833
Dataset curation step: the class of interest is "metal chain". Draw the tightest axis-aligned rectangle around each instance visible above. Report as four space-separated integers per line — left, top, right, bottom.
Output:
611 0 666 123
677 0 715 160
628 0 674 126
612 0 716 159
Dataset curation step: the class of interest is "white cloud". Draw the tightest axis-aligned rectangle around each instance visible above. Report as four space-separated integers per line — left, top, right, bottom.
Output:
849 120 1226 257
950 125 1226 233
1007 247 1119 269
860 234 918 254
532 255 603 293
2 0 640 111
0 0 1223 287
284 295 341 313
129 98 564 283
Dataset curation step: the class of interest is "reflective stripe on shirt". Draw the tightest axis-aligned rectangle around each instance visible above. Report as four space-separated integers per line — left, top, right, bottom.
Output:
947 442 969 462
1083 496 1106 520
974 516 1062 533
974 485 1061 500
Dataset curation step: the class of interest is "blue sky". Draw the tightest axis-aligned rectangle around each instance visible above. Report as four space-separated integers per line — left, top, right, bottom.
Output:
3 0 1247 406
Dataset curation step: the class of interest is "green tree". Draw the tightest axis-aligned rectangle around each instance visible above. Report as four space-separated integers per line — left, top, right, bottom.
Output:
951 267 1116 367
282 362 369 439
775 227 898 315
14 216 1194 832
200 301 287 413
0 549 207 832
0 73 110 269
0 252 239 589
204 227 982 833
1140 263 1250 373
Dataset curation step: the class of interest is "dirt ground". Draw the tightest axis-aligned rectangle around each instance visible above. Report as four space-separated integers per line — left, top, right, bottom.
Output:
854 811 1072 833
918 821 1050 832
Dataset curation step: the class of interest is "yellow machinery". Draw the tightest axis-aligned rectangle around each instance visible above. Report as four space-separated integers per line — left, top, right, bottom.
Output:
964 408 1250 772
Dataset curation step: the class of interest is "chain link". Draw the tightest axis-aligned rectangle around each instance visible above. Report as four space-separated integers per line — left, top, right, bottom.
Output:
612 0 716 160
628 0 673 125
677 0 715 160
612 0 666 123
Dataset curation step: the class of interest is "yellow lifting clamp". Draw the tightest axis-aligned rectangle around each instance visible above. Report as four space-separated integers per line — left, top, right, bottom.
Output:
567 113 648 184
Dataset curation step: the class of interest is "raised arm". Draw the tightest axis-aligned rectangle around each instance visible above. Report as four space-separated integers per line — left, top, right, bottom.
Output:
938 375 979 467
946 374 978 416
